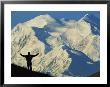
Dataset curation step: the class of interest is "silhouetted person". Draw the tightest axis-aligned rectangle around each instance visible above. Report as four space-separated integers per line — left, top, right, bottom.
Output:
20 52 39 71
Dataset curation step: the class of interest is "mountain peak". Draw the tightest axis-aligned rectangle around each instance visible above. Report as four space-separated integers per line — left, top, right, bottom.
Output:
78 14 89 22
23 14 55 28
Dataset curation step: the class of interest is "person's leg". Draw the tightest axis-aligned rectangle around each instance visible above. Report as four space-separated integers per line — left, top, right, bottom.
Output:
27 66 30 70
30 62 32 71
28 65 29 70
30 66 32 71
27 62 30 70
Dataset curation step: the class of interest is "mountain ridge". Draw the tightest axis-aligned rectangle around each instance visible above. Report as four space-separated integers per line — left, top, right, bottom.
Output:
11 14 100 77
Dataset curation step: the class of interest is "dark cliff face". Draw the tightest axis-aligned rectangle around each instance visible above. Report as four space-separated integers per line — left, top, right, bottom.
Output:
11 64 52 77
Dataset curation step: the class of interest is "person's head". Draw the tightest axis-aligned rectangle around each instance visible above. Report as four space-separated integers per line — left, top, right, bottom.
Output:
28 52 30 55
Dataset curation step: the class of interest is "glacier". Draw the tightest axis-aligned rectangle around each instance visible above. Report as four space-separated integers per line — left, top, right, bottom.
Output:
11 14 100 76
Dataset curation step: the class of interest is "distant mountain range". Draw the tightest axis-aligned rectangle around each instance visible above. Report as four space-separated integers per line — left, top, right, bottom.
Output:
11 14 100 77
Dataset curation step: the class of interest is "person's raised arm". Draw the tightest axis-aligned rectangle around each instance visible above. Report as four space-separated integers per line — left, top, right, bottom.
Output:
32 53 39 57
20 53 26 57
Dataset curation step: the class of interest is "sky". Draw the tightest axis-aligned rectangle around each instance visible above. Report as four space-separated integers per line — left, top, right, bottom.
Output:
11 11 100 29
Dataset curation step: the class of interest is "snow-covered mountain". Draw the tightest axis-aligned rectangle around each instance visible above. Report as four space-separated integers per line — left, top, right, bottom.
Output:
46 15 100 62
11 15 72 76
23 14 55 28
11 14 100 76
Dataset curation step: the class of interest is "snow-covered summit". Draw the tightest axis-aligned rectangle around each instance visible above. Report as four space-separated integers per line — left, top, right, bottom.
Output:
23 14 56 28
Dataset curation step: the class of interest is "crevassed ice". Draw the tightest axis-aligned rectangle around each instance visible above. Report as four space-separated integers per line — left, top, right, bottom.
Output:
59 20 100 62
46 18 99 62
11 23 45 68
32 46 72 76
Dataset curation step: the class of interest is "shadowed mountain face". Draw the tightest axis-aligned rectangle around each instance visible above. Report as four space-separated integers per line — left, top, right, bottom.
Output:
11 64 52 77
